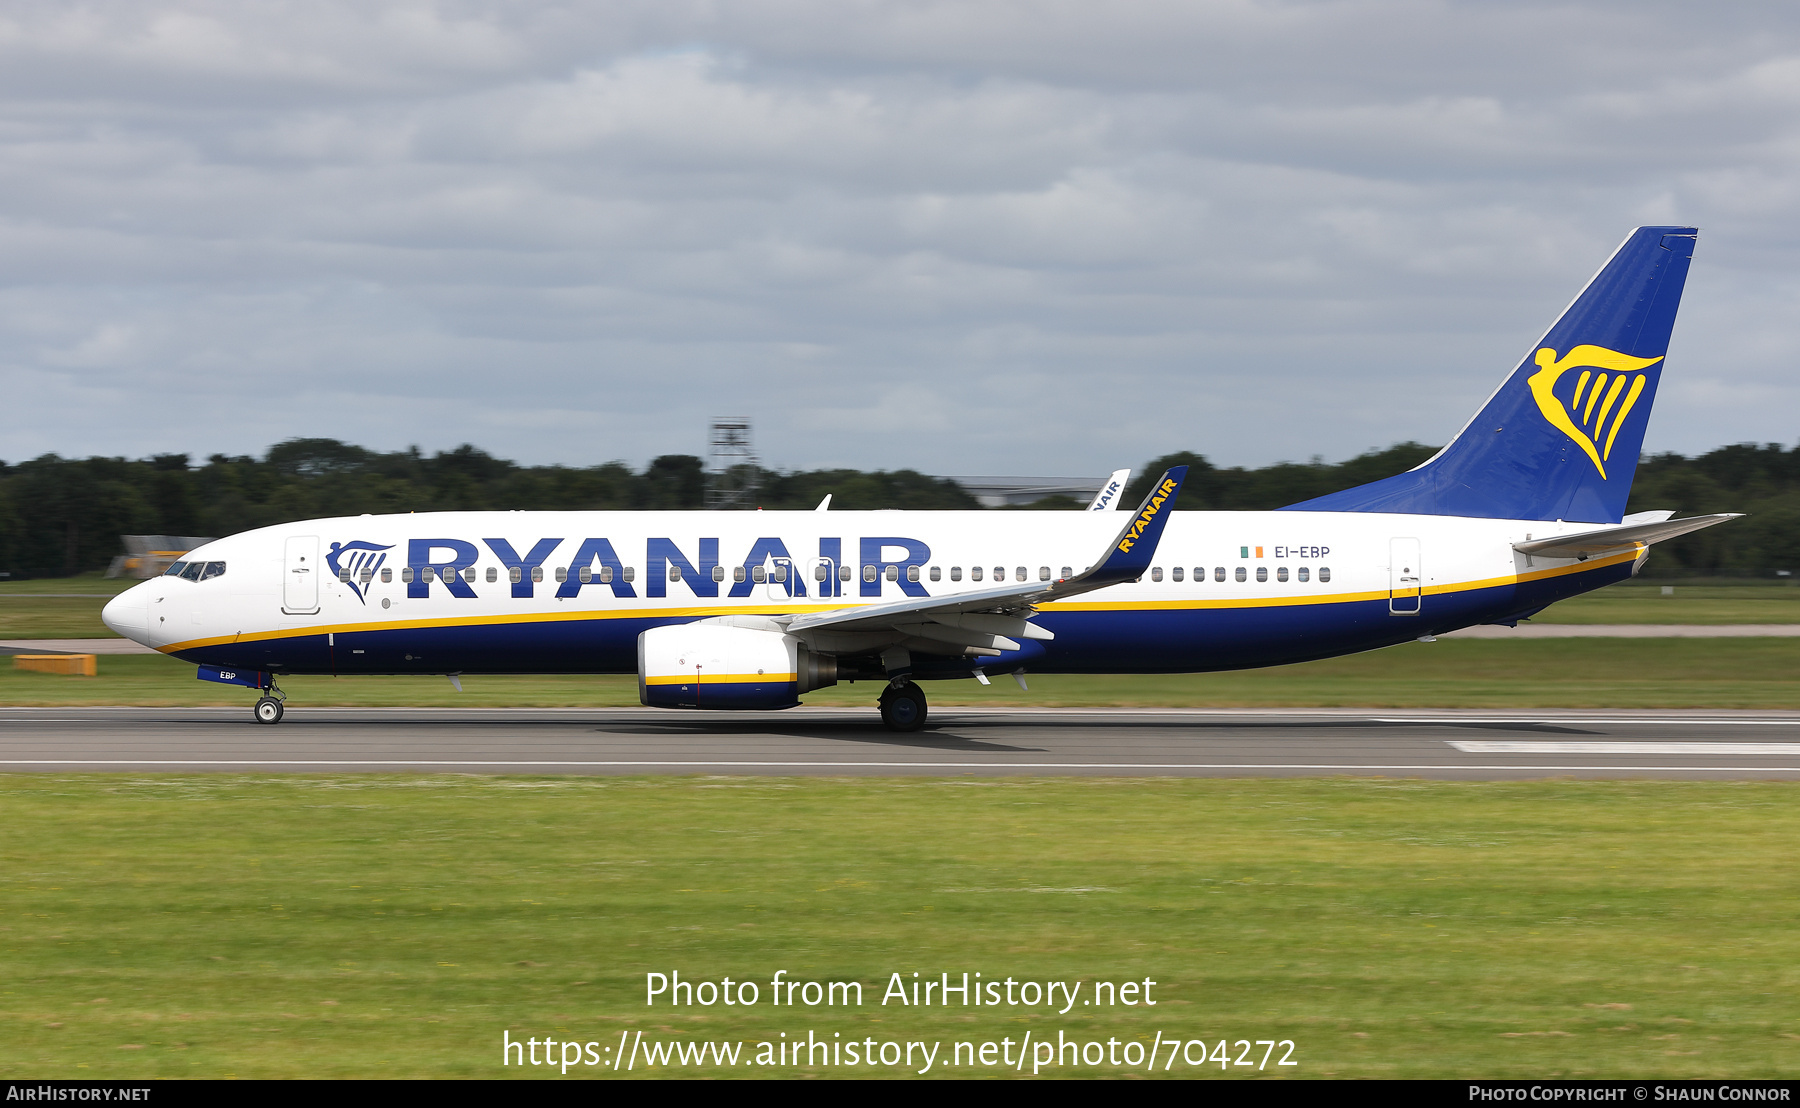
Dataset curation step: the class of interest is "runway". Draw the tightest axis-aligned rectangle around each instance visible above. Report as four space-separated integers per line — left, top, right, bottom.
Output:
5 706 1800 778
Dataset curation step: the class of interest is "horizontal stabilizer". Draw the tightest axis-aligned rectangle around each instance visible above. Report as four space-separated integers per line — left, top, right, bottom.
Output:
1514 513 1741 559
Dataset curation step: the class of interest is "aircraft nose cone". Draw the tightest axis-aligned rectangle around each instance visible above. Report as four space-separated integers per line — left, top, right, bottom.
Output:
102 587 148 642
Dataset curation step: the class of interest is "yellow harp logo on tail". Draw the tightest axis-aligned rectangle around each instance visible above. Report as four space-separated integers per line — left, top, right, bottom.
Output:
1527 345 1663 479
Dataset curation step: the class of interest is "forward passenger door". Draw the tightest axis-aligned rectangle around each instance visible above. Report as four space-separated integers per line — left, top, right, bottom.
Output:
284 535 320 615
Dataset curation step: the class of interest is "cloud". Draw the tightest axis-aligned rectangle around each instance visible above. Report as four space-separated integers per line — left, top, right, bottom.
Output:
0 0 1797 475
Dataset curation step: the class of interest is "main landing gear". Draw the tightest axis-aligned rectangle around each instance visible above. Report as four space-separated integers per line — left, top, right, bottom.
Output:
254 679 287 725
879 681 928 732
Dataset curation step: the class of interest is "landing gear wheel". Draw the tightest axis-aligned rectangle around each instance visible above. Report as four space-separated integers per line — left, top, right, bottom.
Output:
879 682 927 732
254 697 284 725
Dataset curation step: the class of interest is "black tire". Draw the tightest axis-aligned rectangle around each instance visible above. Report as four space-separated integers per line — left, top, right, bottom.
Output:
254 697 284 725
879 683 927 732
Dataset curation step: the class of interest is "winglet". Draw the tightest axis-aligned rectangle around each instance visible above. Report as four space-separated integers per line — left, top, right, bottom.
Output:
1083 466 1187 585
1086 468 1133 510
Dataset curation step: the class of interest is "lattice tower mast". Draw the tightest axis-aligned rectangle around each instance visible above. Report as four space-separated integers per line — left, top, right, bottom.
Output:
706 416 762 509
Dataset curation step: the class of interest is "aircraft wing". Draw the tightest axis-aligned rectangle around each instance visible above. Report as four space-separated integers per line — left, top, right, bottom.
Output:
1513 513 1742 560
784 467 1188 645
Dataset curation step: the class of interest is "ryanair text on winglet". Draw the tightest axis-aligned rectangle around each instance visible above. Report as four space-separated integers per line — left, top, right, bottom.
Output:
1117 478 1178 554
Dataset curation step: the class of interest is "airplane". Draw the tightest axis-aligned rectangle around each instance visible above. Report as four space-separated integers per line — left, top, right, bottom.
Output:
102 226 1738 732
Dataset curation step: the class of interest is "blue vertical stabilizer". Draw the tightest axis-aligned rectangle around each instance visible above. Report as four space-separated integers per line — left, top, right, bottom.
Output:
1281 227 1698 523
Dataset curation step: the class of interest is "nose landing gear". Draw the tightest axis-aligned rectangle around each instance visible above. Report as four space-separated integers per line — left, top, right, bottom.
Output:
254 679 287 725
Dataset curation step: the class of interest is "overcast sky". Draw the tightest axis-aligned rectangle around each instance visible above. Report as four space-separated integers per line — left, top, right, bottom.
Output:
1 1 1796 476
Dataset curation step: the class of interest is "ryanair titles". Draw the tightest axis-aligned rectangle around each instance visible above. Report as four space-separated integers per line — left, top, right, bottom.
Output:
355 536 935 601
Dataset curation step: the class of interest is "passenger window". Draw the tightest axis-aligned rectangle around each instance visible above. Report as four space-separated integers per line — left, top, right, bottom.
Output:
752 566 767 583
711 565 725 583
951 567 963 581
886 566 900 582
1319 567 1330 583
510 567 523 584
421 567 436 583
402 567 416 584
995 567 1005 581
530 567 542 583
1015 567 1026 582
814 564 829 582
668 565 682 582
464 568 476 583
1151 567 1163 582
359 568 372 585
623 567 636 583
579 567 592 584
930 566 941 582
906 566 920 583
971 567 983 582
838 565 851 582
734 566 747 583
1277 566 1288 582
599 566 613 583
1194 567 1205 582
1061 566 1072 579
487 567 498 583
381 568 393 583
863 565 878 583
1214 567 1225 582
201 561 226 581
1171 567 1184 582
774 565 788 583
1298 567 1309 582
180 562 204 581
554 567 567 583
1256 566 1268 582
337 567 351 582
1038 566 1050 581
164 561 188 577
1234 566 1246 582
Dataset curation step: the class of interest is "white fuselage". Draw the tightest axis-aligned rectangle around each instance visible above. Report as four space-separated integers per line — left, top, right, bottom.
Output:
102 508 1638 679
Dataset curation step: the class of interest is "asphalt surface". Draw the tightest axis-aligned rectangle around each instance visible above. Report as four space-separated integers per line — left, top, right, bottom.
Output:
5 706 1800 778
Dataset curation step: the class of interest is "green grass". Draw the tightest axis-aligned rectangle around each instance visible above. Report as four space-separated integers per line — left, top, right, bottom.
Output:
1 775 1797 1079
0 597 116 639
0 574 134 639
0 572 137 597
7 639 1800 709
1534 582 1800 624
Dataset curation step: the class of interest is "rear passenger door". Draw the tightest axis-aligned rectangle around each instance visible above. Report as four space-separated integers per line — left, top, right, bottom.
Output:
1388 537 1422 615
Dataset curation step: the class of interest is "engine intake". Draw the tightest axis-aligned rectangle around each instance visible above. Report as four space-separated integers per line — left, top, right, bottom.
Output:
638 623 836 710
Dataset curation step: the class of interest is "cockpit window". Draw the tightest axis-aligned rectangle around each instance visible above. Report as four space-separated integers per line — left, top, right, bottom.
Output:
164 561 188 577
199 561 226 581
179 562 204 581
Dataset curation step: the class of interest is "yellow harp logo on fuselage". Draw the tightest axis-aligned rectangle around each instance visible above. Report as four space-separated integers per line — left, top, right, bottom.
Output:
1527 345 1663 479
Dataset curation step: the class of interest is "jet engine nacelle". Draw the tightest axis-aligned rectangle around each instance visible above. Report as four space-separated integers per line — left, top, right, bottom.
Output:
638 623 836 710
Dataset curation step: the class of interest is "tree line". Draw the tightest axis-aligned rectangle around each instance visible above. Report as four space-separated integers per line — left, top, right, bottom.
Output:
0 437 1792 579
